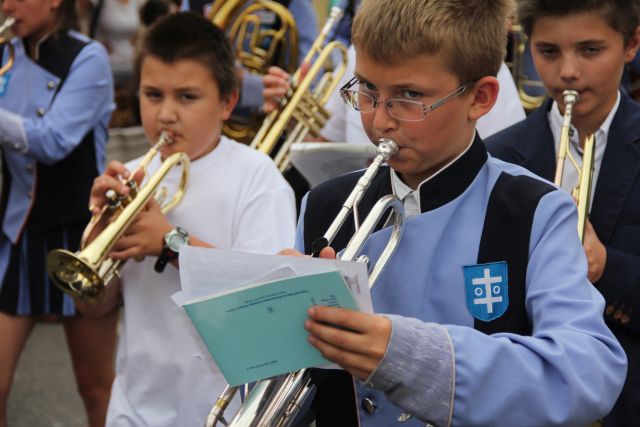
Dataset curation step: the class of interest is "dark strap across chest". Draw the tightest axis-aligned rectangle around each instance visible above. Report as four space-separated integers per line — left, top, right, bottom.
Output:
475 172 554 335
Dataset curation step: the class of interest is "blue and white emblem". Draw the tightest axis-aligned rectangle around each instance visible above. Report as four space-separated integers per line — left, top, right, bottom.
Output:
463 261 508 321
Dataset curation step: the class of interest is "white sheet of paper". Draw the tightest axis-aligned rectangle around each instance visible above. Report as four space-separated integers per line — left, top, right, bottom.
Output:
289 142 378 187
173 246 373 314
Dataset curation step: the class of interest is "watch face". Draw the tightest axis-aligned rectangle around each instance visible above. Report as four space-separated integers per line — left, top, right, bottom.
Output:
166 232 188 252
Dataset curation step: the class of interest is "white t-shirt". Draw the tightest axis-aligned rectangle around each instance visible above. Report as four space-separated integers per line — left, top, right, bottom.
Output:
106 136 296 427
321 45 526 143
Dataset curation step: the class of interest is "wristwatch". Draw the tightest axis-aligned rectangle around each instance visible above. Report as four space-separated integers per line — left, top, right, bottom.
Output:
154 227 190 273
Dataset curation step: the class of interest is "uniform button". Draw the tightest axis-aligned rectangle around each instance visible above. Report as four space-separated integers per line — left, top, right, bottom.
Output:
621 313 630 324
362 397 377 414
27 191 32 198
37 108 46 117
605 305 615 316
398 412 412 422
26 163 33 173
13 143 21 150
47 80 56 90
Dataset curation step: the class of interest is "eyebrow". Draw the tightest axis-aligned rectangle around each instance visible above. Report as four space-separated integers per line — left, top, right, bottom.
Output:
534 38 607 48
353 72 436 95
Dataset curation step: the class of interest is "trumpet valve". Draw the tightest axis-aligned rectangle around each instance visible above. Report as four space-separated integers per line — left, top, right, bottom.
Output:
105 189 123 211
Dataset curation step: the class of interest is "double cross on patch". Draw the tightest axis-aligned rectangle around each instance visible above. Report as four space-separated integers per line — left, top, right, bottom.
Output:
463 262 509 321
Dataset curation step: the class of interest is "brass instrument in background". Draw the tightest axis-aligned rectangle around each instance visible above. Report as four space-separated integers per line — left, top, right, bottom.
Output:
0 17 16 77
210 0 299 143
46 132 190 304
250 6 348 172
206 138 405 427
554 90 595 241
507 23 547 111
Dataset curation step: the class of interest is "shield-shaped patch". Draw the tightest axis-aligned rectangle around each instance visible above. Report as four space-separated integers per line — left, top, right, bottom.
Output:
463 261 509 322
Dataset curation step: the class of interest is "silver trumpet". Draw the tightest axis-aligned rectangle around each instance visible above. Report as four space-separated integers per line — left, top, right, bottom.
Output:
206 138 404 427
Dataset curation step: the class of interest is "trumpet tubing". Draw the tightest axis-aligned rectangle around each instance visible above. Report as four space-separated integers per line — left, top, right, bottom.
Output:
553 90 595 242
46 134 189 304
250 7 349 171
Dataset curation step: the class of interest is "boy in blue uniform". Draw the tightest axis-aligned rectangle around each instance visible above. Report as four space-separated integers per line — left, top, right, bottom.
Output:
294 0 628 425
485 2 640 425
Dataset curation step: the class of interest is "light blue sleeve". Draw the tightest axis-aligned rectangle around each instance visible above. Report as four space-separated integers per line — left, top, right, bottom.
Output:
9 41 114 165
289 0 318 62
294 193 309 253
237 71 265 111
368 189 627 426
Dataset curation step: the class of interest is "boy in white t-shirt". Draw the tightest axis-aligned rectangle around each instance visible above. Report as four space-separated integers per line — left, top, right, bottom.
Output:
78 12 296 426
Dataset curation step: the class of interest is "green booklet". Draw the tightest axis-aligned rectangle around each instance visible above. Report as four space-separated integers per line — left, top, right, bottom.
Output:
183 270 359 386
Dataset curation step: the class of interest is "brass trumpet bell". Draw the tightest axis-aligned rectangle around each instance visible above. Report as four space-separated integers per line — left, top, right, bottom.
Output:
47 249 106 304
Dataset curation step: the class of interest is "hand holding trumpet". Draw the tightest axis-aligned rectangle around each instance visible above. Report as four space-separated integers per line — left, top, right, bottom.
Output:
87 160 173 261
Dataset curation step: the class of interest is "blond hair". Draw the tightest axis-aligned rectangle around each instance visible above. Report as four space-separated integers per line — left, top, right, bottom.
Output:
351 0 514 83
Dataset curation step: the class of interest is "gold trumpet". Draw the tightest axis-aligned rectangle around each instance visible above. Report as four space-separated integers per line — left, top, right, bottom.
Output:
210 0 299 143
0 17 16 77
555 90 595 241
250 6 349 172
46 132 190 304
206 138 404 427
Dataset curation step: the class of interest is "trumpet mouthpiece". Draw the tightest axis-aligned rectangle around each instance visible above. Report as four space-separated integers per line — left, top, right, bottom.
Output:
376 138 399 161
0 17 15 34
562 90 579 106
159 131 174 146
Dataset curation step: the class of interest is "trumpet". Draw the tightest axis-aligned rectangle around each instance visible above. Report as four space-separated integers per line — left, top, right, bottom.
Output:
206 138 404 427
0 17 15 77
554 90 595 241
46 132 190 304
250 6 349 172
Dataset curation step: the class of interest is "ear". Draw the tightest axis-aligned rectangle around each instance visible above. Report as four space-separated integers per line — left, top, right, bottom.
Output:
468 76 499 121
624 26 640 63
50 0 64 10
220 88 239 121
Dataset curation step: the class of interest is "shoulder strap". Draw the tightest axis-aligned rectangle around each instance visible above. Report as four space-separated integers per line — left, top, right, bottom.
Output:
474 172 554 336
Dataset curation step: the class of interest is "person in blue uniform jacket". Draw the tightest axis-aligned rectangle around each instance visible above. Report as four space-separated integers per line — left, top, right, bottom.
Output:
0 0 116 426
291 0 628 425
484 1 640 426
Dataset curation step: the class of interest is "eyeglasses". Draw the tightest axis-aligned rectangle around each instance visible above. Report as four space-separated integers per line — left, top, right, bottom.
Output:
339 76 474 122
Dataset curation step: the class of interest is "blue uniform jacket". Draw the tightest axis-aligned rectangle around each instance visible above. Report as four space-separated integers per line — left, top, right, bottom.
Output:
0 31 113 279
485 94 640 425
295 137 627 426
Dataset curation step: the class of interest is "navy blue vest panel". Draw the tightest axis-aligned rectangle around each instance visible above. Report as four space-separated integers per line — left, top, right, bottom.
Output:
475 172 554 336
26 32 96 233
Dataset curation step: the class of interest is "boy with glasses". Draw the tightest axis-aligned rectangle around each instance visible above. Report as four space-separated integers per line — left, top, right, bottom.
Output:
291 0 627 425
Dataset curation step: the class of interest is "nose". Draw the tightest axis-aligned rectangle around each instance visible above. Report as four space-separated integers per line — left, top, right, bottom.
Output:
371 99 399 135
157 98 177 125
559 54 580 82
